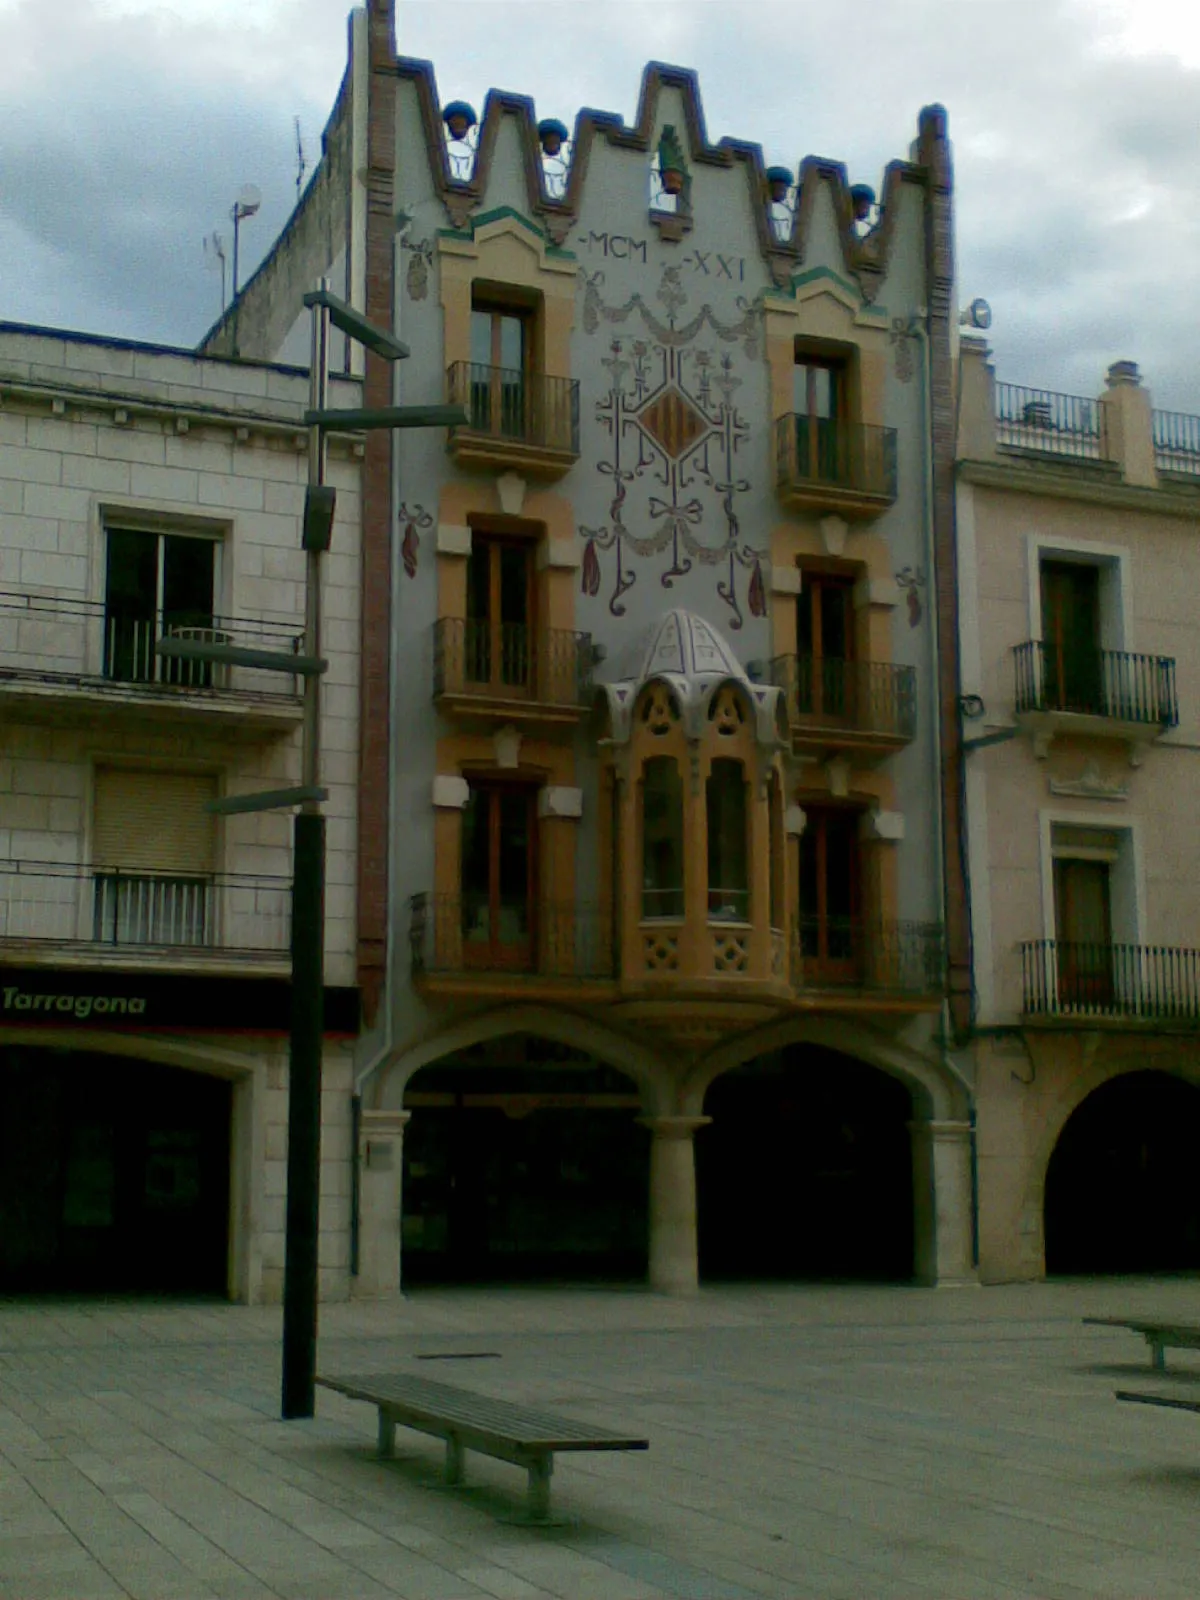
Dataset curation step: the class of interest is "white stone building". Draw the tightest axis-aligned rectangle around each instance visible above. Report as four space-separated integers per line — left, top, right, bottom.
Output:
0 324 363 1302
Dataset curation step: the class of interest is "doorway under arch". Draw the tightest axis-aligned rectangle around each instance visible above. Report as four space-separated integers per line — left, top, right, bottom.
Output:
696 1044 914 1281
401 1034 649 1285
0 1044 231 1296
1044 1070 1200 1275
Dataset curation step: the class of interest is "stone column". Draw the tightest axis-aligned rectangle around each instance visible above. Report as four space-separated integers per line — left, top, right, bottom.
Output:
956 333 998 461
639 1115 710 1295
352 1109 410 1298
1100 359 1157 488
911 1119 976 1287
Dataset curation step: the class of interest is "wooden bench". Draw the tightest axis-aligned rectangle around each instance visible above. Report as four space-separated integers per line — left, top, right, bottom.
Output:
1083 1317 1200 1373
1116 1390 1200 1416
317 1371 648 1524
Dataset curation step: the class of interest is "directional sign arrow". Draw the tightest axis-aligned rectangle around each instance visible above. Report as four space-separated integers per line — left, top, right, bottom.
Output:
304 404 468 432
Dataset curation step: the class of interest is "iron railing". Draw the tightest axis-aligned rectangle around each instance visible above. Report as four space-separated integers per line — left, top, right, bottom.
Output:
1014 641 1178 728
995 383 1104 461
1022 940 1200 1022
774 415 897 502
0 860 290 953
0 591 304 699
1152 408 1200 478
409 892 614 980
792 917 945 996
769 655 916 741
433 618 593 707
446 362 580 455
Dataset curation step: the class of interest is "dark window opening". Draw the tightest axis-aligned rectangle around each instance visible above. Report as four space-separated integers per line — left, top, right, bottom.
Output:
641 756 684 920
461 780 536 968
104 528 216 687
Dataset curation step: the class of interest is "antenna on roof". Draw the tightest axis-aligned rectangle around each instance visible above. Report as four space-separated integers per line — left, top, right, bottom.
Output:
295 117 307 200
203 230 228 316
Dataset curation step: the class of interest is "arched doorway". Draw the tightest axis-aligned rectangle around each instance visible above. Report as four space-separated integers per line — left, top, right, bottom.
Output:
0 1045 232 1295
1044 1070 1200 1275
401 1035 649 1284
697 1044 914 1281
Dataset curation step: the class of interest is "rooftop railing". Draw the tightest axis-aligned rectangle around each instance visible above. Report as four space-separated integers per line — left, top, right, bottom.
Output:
1022 940 1200 1022
995 383 1104 461
0 591 304 700
1152 408 1200 478
0 860 291 954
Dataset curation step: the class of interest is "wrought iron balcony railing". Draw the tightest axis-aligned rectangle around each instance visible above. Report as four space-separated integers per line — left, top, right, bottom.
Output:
792 917 945 996
1014 641 1178 728
433 618 593 708
1152 408 1200 478
0 860 291 954
409 892 614 981
774 415 897 504
1022 940 1200 1022
446 362 580 456
0 591 304 700
769 655 916 742
995 383 1104 461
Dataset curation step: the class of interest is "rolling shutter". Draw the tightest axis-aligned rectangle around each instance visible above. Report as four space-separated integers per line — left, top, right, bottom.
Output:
93 767 217 873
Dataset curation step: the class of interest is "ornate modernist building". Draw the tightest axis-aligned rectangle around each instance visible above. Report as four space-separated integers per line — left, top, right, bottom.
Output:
209 0 975 1295
0 326 363 1299
957 339 1200 1282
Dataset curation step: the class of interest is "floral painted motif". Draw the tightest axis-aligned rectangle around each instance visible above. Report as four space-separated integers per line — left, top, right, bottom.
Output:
895 565 926 627
398 503 433 579
577 266 767 629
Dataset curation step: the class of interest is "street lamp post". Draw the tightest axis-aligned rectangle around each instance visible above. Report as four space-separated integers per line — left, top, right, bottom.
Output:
156 281 465 1423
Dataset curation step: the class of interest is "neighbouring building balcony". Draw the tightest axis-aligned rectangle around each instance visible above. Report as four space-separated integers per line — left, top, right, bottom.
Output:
0 591 304 735
409 893 615 996
1014 640 1178 754
1022 939 1200 1024
432 618 593 726
1152 408 1200 479
446 363 580 479
0 860 291 968
768 654 916 760
995 383 1106 463
792 917 944 1000
773 415 897 518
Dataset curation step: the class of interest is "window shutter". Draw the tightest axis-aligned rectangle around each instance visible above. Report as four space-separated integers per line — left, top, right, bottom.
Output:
93 768 217 873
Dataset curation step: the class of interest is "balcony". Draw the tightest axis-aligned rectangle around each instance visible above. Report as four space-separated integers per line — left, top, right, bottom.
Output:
433 618 593 727
0 860 291 971
774 415 897 519
1022 940 1200 1024
1014 641 1177 757
446 363 580 479
0 591 304 736
409 893 615 999
995 383 1106 463
768 655 916 760
1152 408 1200 479
793 918 944 1001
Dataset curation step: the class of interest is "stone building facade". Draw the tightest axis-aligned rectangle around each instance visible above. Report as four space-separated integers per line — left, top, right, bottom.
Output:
957 337 1200 1282
215 0 976 1297
0 325 363 1301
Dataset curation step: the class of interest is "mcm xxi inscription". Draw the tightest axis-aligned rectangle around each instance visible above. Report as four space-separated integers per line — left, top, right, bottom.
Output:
577 233 747 280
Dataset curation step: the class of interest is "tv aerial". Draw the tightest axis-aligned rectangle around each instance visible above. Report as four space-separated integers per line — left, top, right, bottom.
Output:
203 230 228 315
229 184 262 357
295 118 307 200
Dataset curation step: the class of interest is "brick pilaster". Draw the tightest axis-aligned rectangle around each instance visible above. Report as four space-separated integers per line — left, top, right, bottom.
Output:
919 104 972 1041
357 0 397 1023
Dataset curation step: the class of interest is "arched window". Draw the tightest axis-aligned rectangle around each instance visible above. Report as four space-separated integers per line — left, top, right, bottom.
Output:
642 757 683 919
707 758 748 922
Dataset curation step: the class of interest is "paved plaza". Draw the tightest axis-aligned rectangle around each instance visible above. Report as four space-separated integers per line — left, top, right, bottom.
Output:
2 1280 1200 1599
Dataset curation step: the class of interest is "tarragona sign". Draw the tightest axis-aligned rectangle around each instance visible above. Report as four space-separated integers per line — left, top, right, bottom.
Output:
3 986 145 1021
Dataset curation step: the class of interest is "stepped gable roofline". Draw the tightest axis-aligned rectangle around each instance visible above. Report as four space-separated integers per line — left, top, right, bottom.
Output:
394 56 943 294
601 608 786 748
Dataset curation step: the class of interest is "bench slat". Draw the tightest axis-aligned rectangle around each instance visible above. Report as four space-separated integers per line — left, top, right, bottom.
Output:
1084 1318 1200 1342
318 1372 648 1453
1116 1390 1200 1415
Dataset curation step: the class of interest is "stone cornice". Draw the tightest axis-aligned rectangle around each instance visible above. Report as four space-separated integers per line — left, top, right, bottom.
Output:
959 456 1200 520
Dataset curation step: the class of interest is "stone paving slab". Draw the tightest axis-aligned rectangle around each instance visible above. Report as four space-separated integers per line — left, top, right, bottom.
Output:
2 1281 1200 1597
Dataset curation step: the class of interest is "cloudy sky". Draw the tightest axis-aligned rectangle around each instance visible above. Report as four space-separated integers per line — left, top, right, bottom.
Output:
2 0 1197 407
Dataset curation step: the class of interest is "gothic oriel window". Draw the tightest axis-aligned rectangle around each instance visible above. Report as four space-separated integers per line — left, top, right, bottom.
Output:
642 756 684 919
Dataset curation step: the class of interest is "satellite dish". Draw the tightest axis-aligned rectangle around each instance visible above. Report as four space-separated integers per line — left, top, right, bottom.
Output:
234 183 262 220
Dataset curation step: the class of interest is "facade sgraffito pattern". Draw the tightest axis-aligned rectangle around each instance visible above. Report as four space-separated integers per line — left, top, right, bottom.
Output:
577 265 767 627
398 502 433 579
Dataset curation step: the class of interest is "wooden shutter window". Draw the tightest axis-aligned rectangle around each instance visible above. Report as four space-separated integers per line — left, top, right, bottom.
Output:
93 768 217 873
